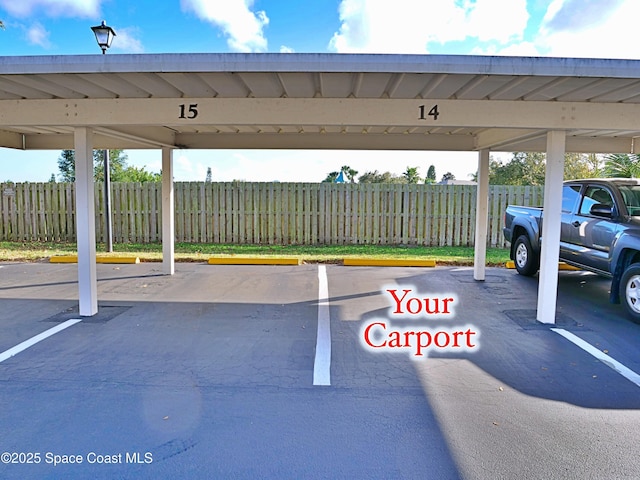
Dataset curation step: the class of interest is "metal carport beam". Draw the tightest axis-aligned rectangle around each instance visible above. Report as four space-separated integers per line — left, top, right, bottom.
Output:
21 130 177 150
173 132 477 151
0 130 24 149
506 135 633 154
537 130 566 324
474 128 546 151
5 98 640 131
94 127 177 150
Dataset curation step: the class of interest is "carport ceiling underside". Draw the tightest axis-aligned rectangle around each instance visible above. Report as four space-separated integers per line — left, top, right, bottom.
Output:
1 53 640 153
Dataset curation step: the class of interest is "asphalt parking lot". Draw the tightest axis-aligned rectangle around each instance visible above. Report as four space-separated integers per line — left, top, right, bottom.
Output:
0 262 639 479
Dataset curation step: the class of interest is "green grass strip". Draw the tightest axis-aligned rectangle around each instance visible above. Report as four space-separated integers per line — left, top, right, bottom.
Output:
0 241 510 266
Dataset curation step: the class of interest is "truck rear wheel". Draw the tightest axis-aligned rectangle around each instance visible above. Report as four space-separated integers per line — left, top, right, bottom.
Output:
513 234 539 276
620 263 640 324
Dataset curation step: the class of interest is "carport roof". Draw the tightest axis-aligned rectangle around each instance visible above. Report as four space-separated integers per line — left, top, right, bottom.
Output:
2 52 640 152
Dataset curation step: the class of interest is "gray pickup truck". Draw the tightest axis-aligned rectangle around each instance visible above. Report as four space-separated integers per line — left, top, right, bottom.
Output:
503 178 640 323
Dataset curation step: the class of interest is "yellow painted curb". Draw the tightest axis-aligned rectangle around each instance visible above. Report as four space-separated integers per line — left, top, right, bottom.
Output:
97 256 140 264
343 258 436 267
49 255 140 264
50 255 78 263
207 257 301 265
505 260 580 271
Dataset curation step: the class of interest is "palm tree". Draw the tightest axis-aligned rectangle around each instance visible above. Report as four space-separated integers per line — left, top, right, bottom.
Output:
0 21 5 30
603 154 640 178
340 165 358 183
322 165 358 183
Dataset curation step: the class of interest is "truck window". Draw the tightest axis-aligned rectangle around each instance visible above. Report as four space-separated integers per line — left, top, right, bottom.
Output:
618 184 640 216
579 186 614 216
562 185 581 213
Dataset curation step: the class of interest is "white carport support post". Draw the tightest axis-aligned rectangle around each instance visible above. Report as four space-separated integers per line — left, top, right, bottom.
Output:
474 149 490 281
162 148 175 275
74 127 98 316
536 130 566 324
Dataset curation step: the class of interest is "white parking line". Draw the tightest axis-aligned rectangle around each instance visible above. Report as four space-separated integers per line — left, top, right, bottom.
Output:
313 265 331 386
551 328 640 388
0 319 82 363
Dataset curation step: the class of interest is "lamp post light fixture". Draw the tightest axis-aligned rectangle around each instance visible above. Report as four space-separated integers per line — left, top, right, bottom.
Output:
91 20 116 54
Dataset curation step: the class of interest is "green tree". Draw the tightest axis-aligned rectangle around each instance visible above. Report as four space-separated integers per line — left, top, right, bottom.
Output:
205 167 212 183
426 165 436 184
585 153 604 177
472 152 543 185
120 165 162 182
48 173 56 183
358 170 405 183
475 152 602 185
403 166 421 184
94 150 129 182
514 152 546 185
322 171 340 183
603 153 640 178
564 153 603 180
58 149 161 183
0 21 4 30
57 149 75 182
491 154 521 184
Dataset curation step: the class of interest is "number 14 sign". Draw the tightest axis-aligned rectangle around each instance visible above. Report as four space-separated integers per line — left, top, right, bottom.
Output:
418 104 439 121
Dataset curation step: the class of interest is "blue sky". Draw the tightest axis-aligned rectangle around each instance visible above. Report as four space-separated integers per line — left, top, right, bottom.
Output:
0 0 637 183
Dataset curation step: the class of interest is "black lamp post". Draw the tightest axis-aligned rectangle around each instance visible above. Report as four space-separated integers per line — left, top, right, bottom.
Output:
91 21 116 251
91 20 116 54
102 149 113 252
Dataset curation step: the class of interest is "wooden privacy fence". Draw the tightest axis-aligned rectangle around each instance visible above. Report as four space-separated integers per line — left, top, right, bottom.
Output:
0 182 543 247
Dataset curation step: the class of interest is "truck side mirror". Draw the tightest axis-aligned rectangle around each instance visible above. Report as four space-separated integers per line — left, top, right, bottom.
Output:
590 203 613 218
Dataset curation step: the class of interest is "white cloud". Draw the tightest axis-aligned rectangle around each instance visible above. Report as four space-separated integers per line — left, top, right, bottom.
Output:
174 153 210 181
194 162 209 180
0 0 100 17
540 0 565 29
280 45 294 53
181 0 269 52
537 0 639 59
111 27 144 54
26 22 51 48
326 0 637 60
465 0 529 44
177 154 194 174
542 0 626 34
329 0 528 53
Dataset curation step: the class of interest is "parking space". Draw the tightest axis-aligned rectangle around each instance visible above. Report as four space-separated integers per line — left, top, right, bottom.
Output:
0 262 639 479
